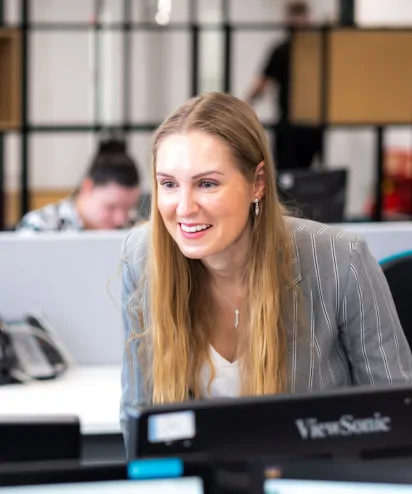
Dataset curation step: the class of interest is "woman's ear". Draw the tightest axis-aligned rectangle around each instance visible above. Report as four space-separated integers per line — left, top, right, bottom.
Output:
253 161 266 200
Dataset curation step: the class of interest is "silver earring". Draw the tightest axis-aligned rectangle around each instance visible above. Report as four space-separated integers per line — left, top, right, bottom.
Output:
254 198 259 216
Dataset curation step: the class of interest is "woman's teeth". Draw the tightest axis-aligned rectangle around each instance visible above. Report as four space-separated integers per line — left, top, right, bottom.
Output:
181 224 211 233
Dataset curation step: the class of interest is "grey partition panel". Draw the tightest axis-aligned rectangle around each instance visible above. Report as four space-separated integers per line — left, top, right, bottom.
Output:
0 231 127 365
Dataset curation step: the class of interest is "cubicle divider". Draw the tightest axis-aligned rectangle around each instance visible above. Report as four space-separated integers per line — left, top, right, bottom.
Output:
0 230 127 365
332 222 412 262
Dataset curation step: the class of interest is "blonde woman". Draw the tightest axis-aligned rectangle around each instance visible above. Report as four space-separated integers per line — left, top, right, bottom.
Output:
120 92 412 443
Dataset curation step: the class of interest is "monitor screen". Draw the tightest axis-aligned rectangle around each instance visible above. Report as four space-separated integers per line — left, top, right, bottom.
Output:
0 477 204 494
277 168 347 223
264 479 412 493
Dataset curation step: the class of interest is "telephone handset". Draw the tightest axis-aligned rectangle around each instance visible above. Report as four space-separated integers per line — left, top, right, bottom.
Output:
0 313 74 385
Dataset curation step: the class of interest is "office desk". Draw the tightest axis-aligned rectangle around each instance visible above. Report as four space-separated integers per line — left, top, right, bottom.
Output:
0 366 125 462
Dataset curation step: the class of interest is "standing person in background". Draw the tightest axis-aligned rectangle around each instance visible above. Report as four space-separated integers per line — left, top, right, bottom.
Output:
246 1 323 170
16 138 142 232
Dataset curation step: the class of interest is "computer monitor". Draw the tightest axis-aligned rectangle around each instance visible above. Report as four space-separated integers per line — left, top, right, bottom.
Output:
127 383 412 462
0 416 80 463
277 168 347 223
259 460 412 493
0 460 207 493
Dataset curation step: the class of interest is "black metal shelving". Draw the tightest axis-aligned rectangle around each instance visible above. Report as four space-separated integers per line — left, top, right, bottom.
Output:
0 0 406 228
0 0 4 230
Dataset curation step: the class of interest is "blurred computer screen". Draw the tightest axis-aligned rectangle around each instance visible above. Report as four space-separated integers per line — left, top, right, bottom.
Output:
278 169 348 223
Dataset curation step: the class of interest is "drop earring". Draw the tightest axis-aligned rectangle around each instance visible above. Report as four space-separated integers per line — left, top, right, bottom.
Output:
254 198 260 216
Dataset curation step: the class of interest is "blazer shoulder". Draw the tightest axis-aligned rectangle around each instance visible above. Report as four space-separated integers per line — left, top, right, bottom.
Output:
121 222 150 278
285 217 367 283
286 216 361 249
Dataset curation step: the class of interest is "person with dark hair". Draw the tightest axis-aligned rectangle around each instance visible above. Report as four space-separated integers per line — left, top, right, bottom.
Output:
246 1 323 170
16 138 141 232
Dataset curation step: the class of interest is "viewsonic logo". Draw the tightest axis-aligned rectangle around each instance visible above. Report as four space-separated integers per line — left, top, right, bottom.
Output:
295 413 391 439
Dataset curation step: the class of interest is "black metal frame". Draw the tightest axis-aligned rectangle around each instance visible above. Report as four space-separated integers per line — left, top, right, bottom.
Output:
0 0 406 228
0 0 4 230
21 0 29 216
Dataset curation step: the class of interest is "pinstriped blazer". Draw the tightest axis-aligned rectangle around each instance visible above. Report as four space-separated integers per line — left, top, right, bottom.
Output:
119 217 412 442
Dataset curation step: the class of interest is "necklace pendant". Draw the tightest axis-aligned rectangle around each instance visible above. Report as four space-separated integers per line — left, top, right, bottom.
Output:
235 308 239 328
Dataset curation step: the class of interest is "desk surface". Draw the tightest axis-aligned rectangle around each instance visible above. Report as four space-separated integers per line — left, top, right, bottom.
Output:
0 366 122 435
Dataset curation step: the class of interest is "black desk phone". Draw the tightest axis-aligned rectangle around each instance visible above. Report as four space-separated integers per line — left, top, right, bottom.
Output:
0 313 73 385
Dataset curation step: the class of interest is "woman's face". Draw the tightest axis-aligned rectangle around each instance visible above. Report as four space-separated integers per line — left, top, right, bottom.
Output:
156 131 256 260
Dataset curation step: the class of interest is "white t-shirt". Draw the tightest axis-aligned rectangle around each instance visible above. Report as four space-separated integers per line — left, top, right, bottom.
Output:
199 345 240 398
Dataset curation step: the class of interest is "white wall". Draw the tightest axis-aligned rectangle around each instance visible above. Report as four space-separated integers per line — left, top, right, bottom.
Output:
4 0 410 220
357 0 412 26
3 0 191 194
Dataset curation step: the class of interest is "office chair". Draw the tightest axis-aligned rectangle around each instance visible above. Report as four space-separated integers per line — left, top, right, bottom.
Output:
380 251 412 350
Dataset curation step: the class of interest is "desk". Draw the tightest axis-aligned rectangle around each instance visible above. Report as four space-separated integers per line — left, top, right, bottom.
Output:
0 366 125 462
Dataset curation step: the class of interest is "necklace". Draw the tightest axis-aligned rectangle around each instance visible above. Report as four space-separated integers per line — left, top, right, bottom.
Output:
212 282 242 329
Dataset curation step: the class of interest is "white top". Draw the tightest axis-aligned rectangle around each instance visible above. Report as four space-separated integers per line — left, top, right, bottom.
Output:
0 366 122 435
200 346 240 398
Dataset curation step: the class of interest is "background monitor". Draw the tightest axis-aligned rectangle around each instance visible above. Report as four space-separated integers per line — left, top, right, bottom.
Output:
277 168 347 223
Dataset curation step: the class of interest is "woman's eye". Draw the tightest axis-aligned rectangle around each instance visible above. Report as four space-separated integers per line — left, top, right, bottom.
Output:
161 181 175 189
200 181 217 189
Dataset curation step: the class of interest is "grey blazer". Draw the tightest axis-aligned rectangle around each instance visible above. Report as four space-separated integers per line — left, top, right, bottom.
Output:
120 217 412 442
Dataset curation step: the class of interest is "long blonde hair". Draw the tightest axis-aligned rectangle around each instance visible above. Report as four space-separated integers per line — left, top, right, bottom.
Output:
139 92 294 404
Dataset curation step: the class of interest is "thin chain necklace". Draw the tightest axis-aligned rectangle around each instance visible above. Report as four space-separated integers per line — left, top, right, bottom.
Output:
212 282 242 329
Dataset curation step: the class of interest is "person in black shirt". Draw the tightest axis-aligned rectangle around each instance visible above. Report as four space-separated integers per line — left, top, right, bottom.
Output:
246 1 323 170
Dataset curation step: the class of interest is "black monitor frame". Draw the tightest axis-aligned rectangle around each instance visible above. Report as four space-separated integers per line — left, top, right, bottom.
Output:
127 383 412 462
0 416 81 463
0 461 127 487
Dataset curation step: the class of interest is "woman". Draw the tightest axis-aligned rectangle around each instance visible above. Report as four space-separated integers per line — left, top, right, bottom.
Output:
16 138 141 232
120 92 412 440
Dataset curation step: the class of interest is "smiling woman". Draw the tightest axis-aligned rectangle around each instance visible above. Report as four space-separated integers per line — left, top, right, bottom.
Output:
120 92 412 451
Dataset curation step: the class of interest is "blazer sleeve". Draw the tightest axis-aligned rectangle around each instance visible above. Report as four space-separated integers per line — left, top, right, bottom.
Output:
339 236 412 385
119 227 147 454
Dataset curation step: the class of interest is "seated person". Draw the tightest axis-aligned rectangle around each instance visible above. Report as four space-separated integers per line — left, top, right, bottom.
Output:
120 92 412 445
16 138 141 232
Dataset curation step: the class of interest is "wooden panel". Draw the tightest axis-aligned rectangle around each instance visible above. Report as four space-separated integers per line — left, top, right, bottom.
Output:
0 29 21 130
289 30 322 125
328 30 412 124
4 189 71 229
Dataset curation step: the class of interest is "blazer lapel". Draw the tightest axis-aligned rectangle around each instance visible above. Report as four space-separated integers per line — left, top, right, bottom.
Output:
286 230 302 290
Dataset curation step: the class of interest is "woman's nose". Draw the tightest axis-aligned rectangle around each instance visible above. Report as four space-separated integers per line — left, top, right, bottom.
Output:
176 189 199 218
